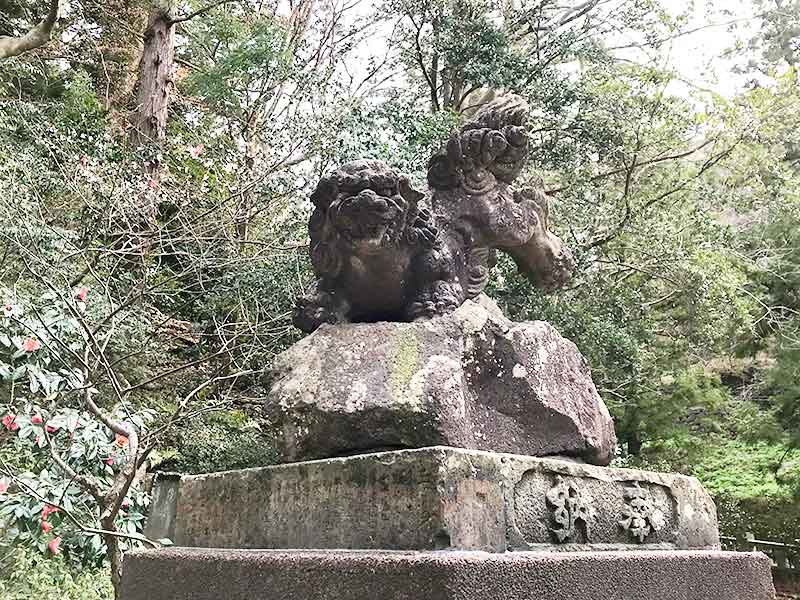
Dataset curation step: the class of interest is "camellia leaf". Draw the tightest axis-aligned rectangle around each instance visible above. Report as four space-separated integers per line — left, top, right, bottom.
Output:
11 364 26 381
66 412 80 432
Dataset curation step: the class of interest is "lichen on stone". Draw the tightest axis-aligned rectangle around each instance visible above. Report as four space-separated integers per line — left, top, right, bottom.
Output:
390 327 420 399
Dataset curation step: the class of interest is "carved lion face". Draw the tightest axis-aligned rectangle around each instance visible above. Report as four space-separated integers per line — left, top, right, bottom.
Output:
330 188 404 251
310 160 424 258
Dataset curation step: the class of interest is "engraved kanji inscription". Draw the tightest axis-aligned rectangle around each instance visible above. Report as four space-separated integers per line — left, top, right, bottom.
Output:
545 475 593 543
618 481 666 543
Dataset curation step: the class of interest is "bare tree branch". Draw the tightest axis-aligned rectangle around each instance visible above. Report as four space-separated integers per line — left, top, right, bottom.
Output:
406 12 439 112
0 0 60 60
581 137 743 251
546 138 717 194
43 427 104 503
169 0 242 25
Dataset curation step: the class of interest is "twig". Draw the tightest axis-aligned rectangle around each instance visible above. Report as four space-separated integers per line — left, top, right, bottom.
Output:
169 0 241 25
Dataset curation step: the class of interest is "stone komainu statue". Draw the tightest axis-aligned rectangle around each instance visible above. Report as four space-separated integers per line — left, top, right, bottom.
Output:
293 94 575 333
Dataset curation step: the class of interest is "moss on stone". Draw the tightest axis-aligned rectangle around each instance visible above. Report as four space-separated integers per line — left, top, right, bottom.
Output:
390 328 420 399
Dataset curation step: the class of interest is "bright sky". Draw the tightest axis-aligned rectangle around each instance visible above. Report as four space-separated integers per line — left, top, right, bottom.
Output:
346 0 768 102
178 0 772 104
640 0 763 98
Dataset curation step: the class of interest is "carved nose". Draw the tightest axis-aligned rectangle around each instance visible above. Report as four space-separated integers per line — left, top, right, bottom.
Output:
381 196 402 214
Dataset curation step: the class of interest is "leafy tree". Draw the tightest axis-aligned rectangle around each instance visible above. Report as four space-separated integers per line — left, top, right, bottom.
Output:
733 0 800 72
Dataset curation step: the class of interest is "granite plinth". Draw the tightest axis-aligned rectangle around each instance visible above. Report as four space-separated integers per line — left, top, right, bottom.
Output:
146 446 719 551
120 548 775 600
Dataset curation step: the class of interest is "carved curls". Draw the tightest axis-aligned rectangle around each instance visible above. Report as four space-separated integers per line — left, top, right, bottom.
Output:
426 94 531 191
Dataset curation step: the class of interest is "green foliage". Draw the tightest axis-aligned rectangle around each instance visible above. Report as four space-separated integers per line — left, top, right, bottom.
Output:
693 439 799 499
0 546 112 599
717 494 800 542
183 18 294 118
422 0 527 92
765 340 800 449
1 3 800 597
309 98 462 179
0 403 151 566
638 368 729 444
0 288 86 405
155 410 278 474
62 71 105 127
0 286 154 571
736 0 800 72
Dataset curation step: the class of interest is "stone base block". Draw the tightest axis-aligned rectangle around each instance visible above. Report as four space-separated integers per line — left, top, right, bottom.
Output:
147 446 719 551
120 549 775 600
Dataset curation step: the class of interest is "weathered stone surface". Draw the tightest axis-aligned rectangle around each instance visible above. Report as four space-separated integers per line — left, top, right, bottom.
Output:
265 295 616 465
154 447 718 551
120 548 776 600
142 473 180 543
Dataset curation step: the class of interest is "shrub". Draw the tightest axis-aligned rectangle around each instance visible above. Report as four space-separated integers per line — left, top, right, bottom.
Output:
0 545 112 600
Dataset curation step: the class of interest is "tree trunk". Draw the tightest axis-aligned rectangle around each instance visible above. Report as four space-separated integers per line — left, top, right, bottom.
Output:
430 52 439 113
89 1 149 114
620 403 642 456
626 432 642 456
102 518 124 600
449 73 463 111
129 3 176 226
102 459 140 600
130 6 176 144
440 68 451 112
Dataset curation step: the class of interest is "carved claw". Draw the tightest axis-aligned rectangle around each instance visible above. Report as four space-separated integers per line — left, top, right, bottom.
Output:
457 127 528 185
481 130 508 165
407 279 463 322
422 228 438 244
464 94 529 132
292 289 350 333
428 94 532 191
293 298 334 333
407 207 438 248
406 300 437 321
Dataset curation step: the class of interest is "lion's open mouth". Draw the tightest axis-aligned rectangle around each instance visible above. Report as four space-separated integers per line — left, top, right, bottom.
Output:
333 189 402 246
350 222 390 245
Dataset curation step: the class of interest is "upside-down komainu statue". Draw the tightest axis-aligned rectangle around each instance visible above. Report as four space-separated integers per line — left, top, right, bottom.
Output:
294 94 574 332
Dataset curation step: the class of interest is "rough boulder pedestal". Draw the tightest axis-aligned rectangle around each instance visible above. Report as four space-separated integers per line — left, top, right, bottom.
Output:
264 295 616 466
